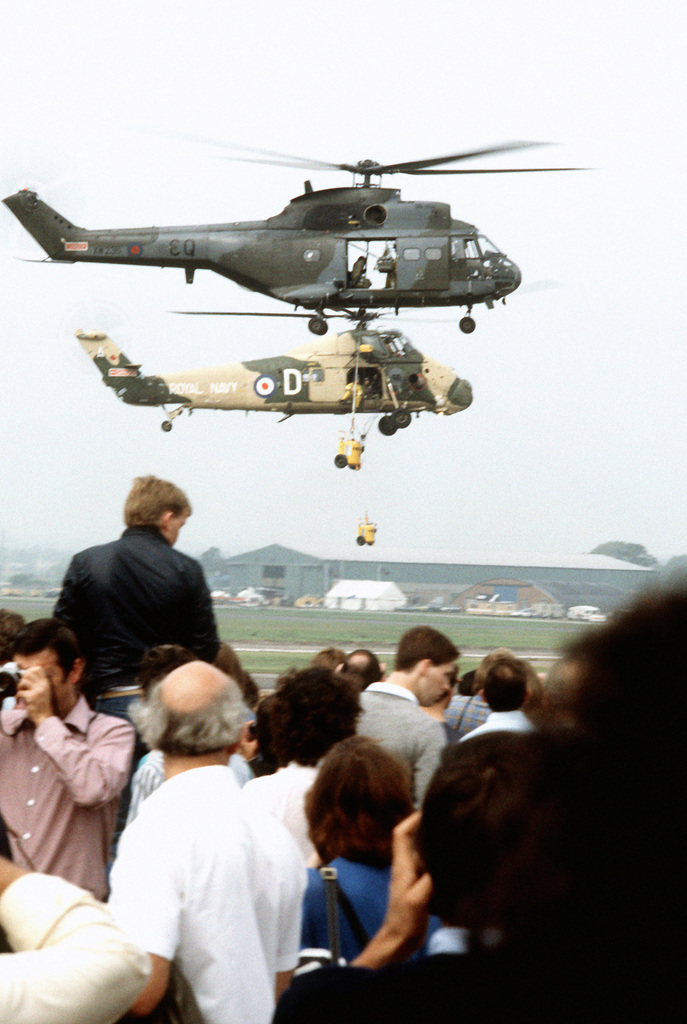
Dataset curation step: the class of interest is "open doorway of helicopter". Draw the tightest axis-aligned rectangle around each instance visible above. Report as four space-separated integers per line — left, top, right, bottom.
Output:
347 240 397 290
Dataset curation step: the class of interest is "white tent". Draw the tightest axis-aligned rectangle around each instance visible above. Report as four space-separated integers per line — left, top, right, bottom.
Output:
324 580 406 612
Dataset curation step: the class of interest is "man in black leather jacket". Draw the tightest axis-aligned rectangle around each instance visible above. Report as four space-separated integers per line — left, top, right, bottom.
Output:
54 475 219 718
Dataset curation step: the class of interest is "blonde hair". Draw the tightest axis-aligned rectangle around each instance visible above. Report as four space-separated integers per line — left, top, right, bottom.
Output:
124 476 191 528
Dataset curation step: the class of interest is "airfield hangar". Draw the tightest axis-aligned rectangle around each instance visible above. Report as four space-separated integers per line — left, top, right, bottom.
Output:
209 544 655 614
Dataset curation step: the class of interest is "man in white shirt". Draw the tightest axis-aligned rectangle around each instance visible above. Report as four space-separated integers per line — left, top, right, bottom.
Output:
109 661 305 1024
358 626 458 803
460 653 535 742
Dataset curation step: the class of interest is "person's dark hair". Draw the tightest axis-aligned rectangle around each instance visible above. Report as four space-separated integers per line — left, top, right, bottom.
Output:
395 626 459 671
458 668 477 697
12 618 81 676
0 610 25 663
137 644 196 695
213 642 259 710
344 649 382 689
311 647 346 671
419 733 572 936
268 666 360 766
482 656 528 711
565 589 687 742
474 647 516 692
306 736 413 867
251 691 278 776
561 590 687 953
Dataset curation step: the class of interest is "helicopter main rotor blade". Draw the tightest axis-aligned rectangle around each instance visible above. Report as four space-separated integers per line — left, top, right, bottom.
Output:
406 166 586 174
169 310 348 319
371 141 550 175
145 130 587 180
154 130 350 171
148 131 572 177
225 141 557 176
143 128 344 171
226 155 355 171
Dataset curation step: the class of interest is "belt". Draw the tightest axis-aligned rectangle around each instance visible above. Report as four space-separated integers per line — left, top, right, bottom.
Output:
100 687 144 700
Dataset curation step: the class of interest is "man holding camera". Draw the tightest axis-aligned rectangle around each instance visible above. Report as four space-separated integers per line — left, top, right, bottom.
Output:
0 619 134 899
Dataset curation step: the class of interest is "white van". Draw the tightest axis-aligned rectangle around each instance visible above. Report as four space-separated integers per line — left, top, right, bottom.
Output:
567 605 606 622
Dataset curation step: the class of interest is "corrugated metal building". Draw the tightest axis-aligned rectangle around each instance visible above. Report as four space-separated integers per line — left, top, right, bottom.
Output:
215 545 655 612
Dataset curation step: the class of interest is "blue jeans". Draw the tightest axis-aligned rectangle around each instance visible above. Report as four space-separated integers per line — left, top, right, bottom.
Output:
95 691 140 721
97 692 147 864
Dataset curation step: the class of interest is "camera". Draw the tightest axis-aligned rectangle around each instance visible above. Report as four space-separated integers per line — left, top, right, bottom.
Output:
0 662 23 700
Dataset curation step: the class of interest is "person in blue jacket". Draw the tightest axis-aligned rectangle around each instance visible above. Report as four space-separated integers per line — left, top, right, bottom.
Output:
301 735 438 961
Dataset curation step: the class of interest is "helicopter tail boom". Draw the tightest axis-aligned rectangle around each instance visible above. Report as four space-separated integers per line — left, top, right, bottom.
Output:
76 330 183 408
3 190 85 260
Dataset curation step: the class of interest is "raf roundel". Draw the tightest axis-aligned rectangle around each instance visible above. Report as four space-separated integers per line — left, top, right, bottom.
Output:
254 374 277 398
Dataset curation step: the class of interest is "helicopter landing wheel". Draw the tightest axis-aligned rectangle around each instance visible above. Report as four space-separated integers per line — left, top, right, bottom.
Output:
378 415 398 436
392 408 412 429
356 535 366 546
334 454 348 468
161 420 173 432
308 316 328 336
459 315 476 334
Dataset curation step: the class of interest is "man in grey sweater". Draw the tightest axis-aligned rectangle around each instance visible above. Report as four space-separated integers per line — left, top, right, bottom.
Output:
358 626 458 803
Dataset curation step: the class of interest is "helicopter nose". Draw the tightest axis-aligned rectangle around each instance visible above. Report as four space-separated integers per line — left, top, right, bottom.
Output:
494 258 521 295
447 378 473 411
510 262 522 290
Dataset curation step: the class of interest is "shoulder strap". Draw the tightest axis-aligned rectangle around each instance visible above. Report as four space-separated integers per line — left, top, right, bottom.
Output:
319 866 341 962
335 881 369 949
319 865 371 958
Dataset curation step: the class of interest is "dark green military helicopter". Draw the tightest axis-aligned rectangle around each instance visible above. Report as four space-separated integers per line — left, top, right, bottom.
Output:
3 141 574 335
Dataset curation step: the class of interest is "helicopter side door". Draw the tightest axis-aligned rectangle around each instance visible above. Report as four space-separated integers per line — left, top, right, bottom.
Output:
305 362 345 404
395 238 449 291
271 236 348 295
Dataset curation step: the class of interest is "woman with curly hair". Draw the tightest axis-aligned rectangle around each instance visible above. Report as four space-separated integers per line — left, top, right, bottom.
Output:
242 667 360 860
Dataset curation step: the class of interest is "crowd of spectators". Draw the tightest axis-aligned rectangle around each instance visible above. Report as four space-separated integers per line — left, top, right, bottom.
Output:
0 479 682 1022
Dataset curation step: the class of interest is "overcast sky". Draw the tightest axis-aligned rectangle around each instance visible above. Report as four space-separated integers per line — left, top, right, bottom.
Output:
2 1 686 564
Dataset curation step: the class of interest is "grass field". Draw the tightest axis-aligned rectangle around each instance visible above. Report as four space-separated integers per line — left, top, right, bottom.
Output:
212 605 589 647
213 606 590 674
4 598 592 676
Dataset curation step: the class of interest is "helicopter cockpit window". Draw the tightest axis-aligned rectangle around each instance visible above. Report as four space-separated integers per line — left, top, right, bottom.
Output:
477 235 502 256
403 248 421 261
303 249 321 262
451 239 465 259
464 239 480 259
380 332 407 356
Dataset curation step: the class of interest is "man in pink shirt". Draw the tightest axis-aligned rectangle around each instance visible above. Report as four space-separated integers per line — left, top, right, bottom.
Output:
0 619 134 899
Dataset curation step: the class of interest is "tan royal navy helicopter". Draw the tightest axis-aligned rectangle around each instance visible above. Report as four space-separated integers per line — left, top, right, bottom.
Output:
75 320 473 470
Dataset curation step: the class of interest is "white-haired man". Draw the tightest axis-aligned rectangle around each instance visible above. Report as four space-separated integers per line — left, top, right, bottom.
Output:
109 662 305 1024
